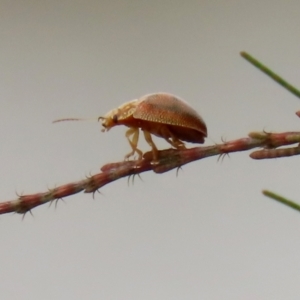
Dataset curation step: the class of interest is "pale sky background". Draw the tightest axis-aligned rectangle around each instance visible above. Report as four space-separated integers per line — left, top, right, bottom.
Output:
1 1 300 299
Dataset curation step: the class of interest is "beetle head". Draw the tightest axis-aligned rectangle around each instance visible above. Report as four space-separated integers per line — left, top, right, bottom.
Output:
98 108 119 132
98 99 140 132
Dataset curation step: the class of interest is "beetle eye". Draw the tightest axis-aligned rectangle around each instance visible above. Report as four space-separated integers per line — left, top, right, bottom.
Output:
113 114 118 123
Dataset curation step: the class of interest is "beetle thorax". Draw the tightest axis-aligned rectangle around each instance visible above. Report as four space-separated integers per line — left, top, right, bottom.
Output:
100 99 141 131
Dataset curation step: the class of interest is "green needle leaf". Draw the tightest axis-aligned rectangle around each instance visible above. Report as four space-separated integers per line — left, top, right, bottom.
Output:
241 51 300 99
263 190 300 212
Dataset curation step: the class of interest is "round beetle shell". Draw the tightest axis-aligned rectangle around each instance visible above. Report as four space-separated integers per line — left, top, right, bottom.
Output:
133 93 207 143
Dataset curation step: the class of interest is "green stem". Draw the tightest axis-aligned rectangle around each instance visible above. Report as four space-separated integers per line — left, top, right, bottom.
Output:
240 52 300 99
263 190 300 212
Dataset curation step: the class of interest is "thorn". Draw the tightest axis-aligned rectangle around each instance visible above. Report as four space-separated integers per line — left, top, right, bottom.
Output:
176 166 183 177
127 174 132 186
92 189 102 200
217 152 230 163
21 209 34 220
15 190 24 198
220 136 227 144
136 173 143 182
49 197 66 209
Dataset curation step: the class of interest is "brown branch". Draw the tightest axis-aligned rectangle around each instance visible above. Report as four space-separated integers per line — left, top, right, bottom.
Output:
1 130 300 216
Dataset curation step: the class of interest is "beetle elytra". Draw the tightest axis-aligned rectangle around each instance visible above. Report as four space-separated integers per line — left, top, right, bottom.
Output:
99 93 207 164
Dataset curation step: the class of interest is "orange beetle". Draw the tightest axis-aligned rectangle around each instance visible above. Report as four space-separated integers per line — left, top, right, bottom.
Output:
99 93 207 164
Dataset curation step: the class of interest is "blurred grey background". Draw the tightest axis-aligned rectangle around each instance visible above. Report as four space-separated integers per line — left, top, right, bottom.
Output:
1 1 300 299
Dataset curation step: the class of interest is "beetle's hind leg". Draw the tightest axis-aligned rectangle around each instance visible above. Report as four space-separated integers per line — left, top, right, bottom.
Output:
166 137 186 149
161 127 186 149
125 128 143 161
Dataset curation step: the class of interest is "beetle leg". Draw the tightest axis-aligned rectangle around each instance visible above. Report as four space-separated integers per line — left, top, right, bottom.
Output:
143 130 159 165
163 137 186 149
160 127 186 149
170 137 186 149
125 128 143 160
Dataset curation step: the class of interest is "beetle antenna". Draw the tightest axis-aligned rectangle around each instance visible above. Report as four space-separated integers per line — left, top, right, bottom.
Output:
52 117 98 124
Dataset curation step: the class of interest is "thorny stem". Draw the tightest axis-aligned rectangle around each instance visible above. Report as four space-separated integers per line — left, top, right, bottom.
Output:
2 53 300 216
1 130 300 216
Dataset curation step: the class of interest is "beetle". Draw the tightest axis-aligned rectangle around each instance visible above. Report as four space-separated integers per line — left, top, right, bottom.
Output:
98 93 207 164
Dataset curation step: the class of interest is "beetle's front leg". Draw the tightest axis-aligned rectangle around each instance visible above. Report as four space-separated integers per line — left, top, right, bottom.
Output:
143 130 159 165
125 128 143 160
